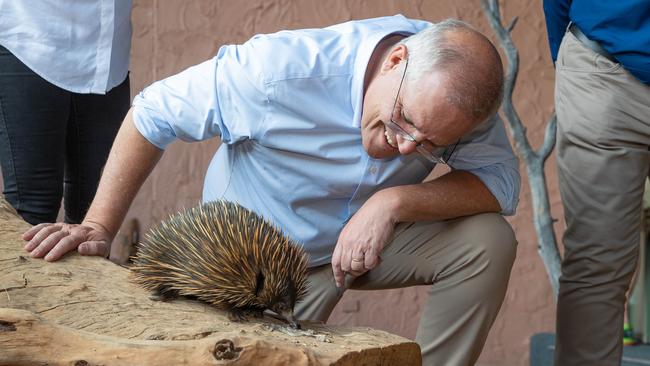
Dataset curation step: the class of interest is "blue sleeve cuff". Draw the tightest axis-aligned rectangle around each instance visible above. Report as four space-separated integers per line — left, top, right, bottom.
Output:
131 96 177 150
467 160 521 216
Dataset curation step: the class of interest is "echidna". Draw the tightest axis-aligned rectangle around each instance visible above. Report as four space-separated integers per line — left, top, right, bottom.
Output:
130 200 309 328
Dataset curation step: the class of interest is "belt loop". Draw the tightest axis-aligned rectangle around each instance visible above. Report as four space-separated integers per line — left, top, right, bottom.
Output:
568 22 617 63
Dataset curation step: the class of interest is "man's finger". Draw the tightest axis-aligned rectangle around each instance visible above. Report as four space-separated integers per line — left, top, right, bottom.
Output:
29 231 68 258
348 269 367 277
43 235 86 261
25 225 62 252
332 264 345 288
340 250 352 273
78 240 110 258
331 244 344 287
364 250 380 270
331 253 345 288
350 258 365 272
22 223 52 241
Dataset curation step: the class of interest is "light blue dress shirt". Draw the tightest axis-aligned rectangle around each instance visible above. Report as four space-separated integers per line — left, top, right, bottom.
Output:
0 0 132 94
132 15 520 267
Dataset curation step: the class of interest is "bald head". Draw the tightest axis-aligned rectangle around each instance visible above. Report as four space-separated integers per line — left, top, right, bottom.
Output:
400 19 504 124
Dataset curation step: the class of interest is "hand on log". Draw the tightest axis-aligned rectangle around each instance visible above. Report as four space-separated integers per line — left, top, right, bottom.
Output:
22 221 112 262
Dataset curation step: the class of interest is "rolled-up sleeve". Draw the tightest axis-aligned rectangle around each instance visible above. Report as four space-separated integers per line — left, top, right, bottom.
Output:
132 42 269 150
131 57 224 149
449 115 521 215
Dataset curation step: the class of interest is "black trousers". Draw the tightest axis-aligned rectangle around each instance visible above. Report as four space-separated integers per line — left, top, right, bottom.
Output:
0 45 130 225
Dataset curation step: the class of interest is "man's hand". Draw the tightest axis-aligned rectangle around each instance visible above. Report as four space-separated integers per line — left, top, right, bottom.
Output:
331 193 397 287
22 221 113 262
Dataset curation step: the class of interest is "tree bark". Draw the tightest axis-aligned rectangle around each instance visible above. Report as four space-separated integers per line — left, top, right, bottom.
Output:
0 198 420 366
482 0 562 297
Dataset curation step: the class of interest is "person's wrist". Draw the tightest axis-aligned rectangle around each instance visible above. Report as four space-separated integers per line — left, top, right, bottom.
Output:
373 187 402 225
81 218 115 241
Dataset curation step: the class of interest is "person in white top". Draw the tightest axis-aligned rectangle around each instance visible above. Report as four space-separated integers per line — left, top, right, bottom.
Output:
0 0 132 224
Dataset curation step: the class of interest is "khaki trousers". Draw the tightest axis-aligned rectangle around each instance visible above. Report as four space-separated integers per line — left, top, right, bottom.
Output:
554 30 650 365
295 213 517 366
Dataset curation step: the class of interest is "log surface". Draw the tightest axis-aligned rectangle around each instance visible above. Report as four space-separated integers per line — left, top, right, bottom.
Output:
0 199 421 366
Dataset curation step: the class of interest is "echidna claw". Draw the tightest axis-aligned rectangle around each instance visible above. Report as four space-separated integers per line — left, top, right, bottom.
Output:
247 309 265 318
149 294 169 302
227 309 248 322
149 287 179 302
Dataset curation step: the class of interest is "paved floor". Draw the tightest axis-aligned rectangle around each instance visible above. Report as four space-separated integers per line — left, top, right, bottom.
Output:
531 333 650 366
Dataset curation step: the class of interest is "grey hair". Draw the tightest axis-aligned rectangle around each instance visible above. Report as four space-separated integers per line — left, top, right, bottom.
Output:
398 19 504 122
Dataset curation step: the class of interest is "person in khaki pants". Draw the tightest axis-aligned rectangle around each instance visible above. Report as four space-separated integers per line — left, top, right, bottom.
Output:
296 215 516 365
22 16 519 365
544 1 650 364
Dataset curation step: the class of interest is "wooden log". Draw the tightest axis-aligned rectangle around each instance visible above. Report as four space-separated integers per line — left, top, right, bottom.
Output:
0 198 421 366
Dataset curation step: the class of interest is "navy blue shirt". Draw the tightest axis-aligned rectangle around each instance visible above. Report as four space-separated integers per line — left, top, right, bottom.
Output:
543 0 650 84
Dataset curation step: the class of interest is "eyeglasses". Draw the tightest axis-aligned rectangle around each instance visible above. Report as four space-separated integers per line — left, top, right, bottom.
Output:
386 58 460 166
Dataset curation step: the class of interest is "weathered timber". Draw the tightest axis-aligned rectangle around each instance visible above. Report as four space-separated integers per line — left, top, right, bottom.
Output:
0 198 420 366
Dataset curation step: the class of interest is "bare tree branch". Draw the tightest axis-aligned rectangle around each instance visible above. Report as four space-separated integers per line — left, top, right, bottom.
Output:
481 0 562 297
506 16 519 34
540 113 558 162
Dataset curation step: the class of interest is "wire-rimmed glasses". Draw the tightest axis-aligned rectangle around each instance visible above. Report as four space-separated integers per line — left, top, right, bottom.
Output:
385 59 459 166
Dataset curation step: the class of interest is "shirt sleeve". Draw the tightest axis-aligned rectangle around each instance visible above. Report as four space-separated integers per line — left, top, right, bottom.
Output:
448 115 521 216
131 43 269 149
543 0 572 63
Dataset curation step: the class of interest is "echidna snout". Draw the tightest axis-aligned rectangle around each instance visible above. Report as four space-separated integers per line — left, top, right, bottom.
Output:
268 277 301 329
272 299 299 329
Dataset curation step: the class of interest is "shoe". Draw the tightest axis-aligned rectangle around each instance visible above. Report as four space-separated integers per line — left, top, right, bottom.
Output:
623 323 638 346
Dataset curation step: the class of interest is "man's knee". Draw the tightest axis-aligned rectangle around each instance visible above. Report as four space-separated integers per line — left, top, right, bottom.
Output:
460 212 517 265
560 248 638 301
443 213 517 287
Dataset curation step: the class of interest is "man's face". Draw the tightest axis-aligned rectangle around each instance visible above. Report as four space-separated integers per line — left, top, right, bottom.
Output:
360 64 475 162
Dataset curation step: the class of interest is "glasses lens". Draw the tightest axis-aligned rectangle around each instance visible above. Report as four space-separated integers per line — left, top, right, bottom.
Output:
416 140 447 163
386 120 458 166
386 120 416 142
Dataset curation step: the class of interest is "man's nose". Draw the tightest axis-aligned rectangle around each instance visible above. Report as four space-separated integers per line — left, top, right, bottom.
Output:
396 134 418 155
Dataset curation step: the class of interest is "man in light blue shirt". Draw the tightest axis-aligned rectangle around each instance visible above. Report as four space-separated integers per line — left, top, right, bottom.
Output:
24 15 519 364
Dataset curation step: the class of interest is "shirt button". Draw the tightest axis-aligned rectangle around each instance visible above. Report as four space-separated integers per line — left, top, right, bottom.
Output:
369 166 377 174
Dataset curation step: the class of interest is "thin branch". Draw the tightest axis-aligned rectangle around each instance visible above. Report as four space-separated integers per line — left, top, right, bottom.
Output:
481 0 561 297
480 0 533 159
539 113 557 161
507 16 519 34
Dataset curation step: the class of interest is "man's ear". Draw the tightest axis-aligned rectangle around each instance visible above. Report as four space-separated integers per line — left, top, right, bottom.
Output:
381 44 409 73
